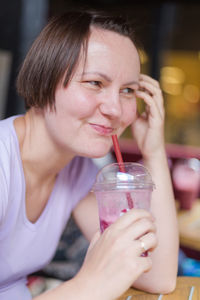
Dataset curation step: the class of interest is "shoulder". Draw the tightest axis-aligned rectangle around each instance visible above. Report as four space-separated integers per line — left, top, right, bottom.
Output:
62 156 99 208
0 115 21 166
67 156 99 181
0 115 18 137
0 137 10 225
0 115 21 152
0 116 22 224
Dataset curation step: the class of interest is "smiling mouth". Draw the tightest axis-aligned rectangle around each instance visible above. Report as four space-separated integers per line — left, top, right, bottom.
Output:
89 123 115 136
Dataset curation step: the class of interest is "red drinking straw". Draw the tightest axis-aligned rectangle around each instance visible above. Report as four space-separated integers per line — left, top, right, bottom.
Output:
111 135 125 171
111 135 134 209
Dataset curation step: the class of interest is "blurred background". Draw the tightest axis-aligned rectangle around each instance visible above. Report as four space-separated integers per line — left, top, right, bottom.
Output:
0 0 200 148
0 0 200 295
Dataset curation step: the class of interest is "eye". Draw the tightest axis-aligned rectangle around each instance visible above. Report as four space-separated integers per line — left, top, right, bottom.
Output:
122 87 133 93
120 87 135 99
87 80 101 87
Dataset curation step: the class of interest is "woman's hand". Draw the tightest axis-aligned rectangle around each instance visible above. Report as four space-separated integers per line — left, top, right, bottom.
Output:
131 74 165 160
75 209 157 300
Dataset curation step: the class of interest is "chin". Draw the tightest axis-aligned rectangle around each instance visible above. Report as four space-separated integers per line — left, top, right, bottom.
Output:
79 141 112 159
83 149 111 159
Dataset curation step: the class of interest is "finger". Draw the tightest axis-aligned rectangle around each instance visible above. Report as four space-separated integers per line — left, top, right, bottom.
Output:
112 208 154 231
138 111 148 120
133 232 157 258
139 73 160 88
106 212 156 250
139 80 163 100
128 252 153 275
135 90 163 122
135 239 149 256
138 78 164 118
87 231 101 251
138 231 158 254
117 217 156 249
129 217 157 241
138 255 153 273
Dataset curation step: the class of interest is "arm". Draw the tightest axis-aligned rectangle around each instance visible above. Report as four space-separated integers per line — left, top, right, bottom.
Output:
72 191 99 241
131 74 179 293
34 193 157 300
37 74 178 298
73 195 157 300
36 74 177 298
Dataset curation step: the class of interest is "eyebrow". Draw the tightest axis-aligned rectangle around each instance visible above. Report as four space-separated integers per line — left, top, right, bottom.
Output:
122 81 139 87
81 71 112 82
81 72 139 86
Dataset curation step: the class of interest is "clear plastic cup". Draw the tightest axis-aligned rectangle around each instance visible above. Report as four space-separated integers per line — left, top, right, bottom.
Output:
93 162 155 233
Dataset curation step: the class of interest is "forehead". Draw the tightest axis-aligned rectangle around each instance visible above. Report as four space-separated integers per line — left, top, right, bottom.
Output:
77 27 140 78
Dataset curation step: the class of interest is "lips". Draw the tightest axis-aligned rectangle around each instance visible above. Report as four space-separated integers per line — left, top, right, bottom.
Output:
89 123 114 135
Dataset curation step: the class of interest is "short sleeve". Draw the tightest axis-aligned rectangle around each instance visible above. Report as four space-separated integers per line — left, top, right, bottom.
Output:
0 144 9 226
68 157 99 210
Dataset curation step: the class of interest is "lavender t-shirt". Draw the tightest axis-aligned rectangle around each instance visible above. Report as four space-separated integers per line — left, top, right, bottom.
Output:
0 116 98 299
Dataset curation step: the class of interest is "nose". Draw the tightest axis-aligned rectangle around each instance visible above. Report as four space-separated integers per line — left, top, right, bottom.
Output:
99 91 122 120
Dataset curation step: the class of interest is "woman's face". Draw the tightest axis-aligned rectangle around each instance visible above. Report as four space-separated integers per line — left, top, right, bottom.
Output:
44 27 140 158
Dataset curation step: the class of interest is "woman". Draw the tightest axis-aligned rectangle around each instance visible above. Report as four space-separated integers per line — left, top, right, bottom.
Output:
0 10 178 300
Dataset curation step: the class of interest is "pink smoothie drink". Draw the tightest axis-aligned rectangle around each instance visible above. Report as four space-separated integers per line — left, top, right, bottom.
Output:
93 162 154 233
98 189 152 232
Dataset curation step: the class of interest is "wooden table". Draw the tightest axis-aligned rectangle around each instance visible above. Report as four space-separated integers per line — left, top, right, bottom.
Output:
118 276 200 299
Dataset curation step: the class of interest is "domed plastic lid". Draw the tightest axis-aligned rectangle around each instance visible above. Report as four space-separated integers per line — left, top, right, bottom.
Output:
93 162 155 191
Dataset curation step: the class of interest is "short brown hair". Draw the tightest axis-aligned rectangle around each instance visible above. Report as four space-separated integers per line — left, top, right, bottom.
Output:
16 10 140 110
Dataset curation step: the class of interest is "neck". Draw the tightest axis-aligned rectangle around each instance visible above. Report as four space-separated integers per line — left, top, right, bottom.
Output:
14 108 75 183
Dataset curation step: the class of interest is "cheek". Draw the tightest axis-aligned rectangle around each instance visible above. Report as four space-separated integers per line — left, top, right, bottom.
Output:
59 89 97 119
122 100 137 126
75 94 97 118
